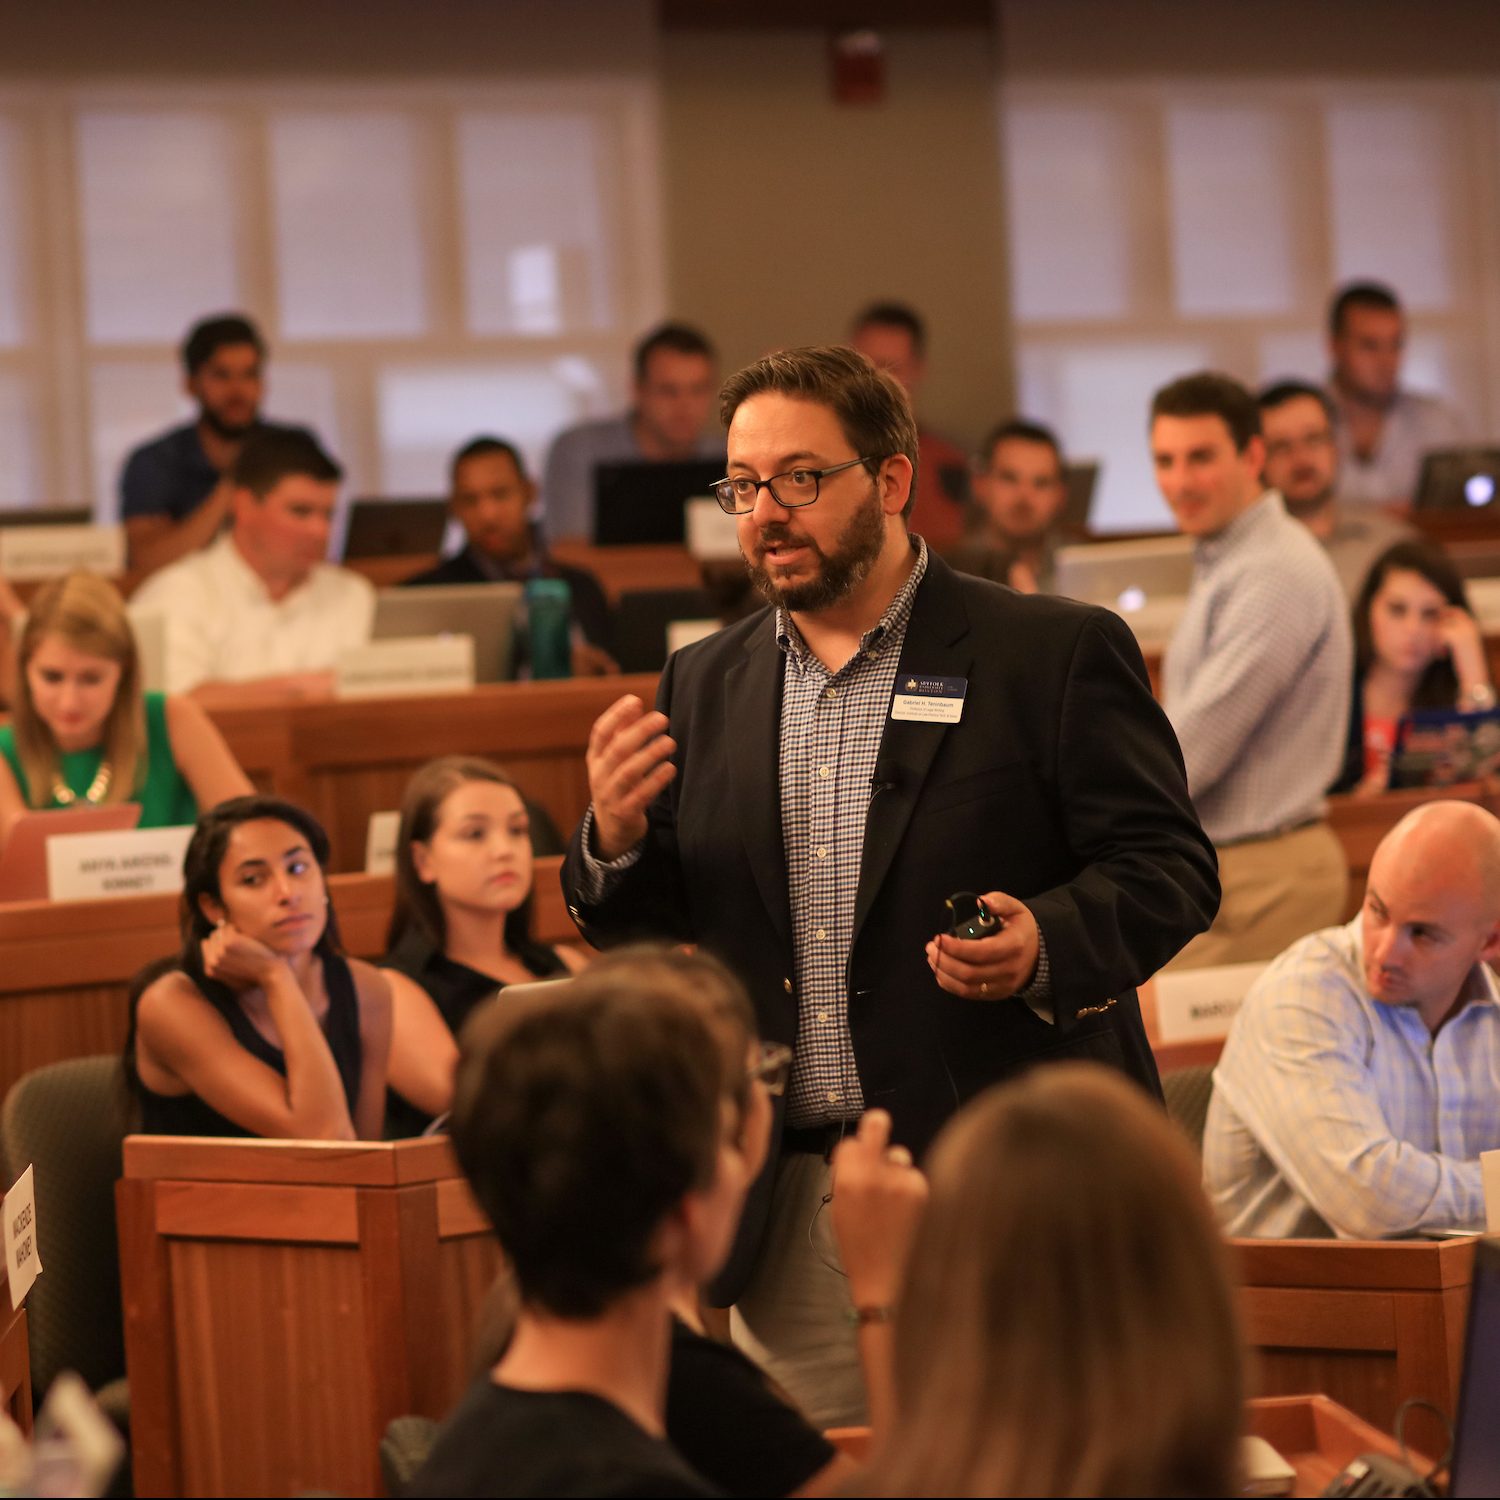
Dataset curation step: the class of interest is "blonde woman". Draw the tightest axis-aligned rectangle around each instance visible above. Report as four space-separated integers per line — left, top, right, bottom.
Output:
837 1064 1245 1498
0 572 251 844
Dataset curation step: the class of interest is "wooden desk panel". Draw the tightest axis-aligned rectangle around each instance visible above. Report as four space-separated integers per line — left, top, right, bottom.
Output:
0 858 578 1106
0 1279 30 1438
207 675 656 872
549 541 704 603
119 1137 499 1498
1232 1237 1473 1462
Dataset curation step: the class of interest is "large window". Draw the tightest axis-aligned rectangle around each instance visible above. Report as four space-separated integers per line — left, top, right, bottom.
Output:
0 81 663 516
1000 82 1500 531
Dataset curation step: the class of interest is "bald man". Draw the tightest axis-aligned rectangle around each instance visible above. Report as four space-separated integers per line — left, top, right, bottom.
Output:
1204 801 1500 1238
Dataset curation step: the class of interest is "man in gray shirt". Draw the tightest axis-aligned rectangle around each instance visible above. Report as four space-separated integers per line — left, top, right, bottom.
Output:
1154 372 1352 968
1327 281 1466 507
1258 379 1414 599
540 322 726 542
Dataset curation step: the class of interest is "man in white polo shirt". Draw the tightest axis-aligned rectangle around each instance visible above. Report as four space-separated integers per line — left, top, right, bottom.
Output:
130 429 374 695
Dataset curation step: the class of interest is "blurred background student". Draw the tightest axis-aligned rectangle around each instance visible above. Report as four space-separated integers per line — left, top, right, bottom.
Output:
125 796 391 1139
381 757 586 1137
1334 540 1496 795
0 571 251 844
838 1065 1245 1498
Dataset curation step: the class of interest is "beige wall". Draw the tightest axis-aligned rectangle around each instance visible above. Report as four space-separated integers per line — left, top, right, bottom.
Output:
658 27 1013 451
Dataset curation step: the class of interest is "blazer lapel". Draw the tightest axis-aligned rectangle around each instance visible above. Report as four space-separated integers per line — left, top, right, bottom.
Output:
853 559 973 942
725 616 794 951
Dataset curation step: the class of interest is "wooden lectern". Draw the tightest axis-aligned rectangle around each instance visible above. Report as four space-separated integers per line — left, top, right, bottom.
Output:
118 1136 499 1498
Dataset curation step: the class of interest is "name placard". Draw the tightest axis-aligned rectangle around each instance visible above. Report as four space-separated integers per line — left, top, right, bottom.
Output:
336 635 475 699
365 810 400 876
666 618 721 656
685 497 741 560
3 1164 42 1309
46 824 193 901
0 523 125 581
1484 1150 1500 1234
1152 961 1265 1044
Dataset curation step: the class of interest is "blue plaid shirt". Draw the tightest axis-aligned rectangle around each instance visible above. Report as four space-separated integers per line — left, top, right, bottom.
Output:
1204 917 1500 1238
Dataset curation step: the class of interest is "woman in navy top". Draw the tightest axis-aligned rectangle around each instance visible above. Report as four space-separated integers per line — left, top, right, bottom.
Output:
126 795 391 1139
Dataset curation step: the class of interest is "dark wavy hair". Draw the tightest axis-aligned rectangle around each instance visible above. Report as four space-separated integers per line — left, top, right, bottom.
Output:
123 796 340 1097
1353 540 1470 709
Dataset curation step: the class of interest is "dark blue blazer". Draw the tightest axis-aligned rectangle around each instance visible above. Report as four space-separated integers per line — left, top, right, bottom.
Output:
563 554 1219 1298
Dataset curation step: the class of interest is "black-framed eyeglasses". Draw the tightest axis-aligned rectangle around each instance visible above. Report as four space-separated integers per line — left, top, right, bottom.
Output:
748 1040 794 1097
710 456 882 515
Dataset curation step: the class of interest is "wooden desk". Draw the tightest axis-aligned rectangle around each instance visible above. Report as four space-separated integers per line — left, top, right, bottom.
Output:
0 1277 30 1438
1248 1394 1425 1496
549 541 704 603
118 1135 499 1498
207 675 657 872
1232 1235 1474 1462
0 856 577 1106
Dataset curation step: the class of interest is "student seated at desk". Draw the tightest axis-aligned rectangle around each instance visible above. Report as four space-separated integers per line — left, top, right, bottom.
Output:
382 757 585 1137
1332 540 1494 795
125 796 392 1140
129 427 374 696
0 573 251 844
839 1064 1245 1498
1205 800 1500 1238
402 436 616 675
410 951 759 1497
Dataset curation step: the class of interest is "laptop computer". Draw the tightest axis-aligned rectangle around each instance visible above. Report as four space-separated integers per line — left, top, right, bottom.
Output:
343 498 450 559
0 506 92 529
592 460 726 546
0 804 144 903
1052 535 1194 609
370 582 524 684
1448 1237 1500 1497
1060 460 1101 530
1388 707 1500 789
1412 449 1500 512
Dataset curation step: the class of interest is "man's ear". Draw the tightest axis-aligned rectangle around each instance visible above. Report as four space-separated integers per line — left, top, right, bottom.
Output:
880 454 915 518
1477 918 1500 968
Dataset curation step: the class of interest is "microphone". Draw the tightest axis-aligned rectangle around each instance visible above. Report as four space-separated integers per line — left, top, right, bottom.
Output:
870 758 901 795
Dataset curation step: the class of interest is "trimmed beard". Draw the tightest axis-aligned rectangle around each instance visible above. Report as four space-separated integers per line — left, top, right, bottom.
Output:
746 489 887 613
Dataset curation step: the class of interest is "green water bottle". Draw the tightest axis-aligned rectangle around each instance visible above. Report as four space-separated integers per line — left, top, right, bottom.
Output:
525 577 573 679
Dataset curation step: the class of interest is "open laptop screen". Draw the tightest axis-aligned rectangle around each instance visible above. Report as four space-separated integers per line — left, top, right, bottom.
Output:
1450 1237 1500 1498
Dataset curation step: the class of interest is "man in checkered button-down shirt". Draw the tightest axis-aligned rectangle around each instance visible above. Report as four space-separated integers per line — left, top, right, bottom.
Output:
564 346 1218 1426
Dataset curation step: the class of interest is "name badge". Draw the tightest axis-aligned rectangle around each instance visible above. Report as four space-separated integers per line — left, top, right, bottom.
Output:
891 674 966 724
0 524 125 581
47 825 194 901
4 1164 42 1309
336 635 475 699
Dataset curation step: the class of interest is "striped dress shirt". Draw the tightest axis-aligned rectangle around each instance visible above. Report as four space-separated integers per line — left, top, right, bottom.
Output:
1162 491 1351 846
1203 918 1500 1238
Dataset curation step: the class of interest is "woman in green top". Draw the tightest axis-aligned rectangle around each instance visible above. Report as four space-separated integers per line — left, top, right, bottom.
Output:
0 572 252 844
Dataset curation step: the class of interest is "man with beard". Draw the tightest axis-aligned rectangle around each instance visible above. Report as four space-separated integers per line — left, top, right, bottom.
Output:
947 418 1070 593
120 315 321 576
562 345 1219 1426
1258 380 1414 600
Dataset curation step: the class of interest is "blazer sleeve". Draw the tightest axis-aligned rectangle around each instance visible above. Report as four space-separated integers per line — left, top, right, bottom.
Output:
1025 609 1221 1022
561 652 693 947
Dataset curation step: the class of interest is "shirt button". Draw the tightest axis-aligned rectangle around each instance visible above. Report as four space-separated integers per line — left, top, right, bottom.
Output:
818 765 830 779
816 927 826 941
815 846 827 859
826 1089 841 1103
824 686 838 700
817 1010 829 1022
865 650 878 661
783 977 793 994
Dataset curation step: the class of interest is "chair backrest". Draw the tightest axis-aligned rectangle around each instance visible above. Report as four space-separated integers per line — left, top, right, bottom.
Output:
0 1055 132 1402
1161 1064 1216 1153
381 1414 439 1495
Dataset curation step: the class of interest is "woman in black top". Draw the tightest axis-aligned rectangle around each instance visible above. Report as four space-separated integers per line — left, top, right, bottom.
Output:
382 756 583 1136
125 795 392 1139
